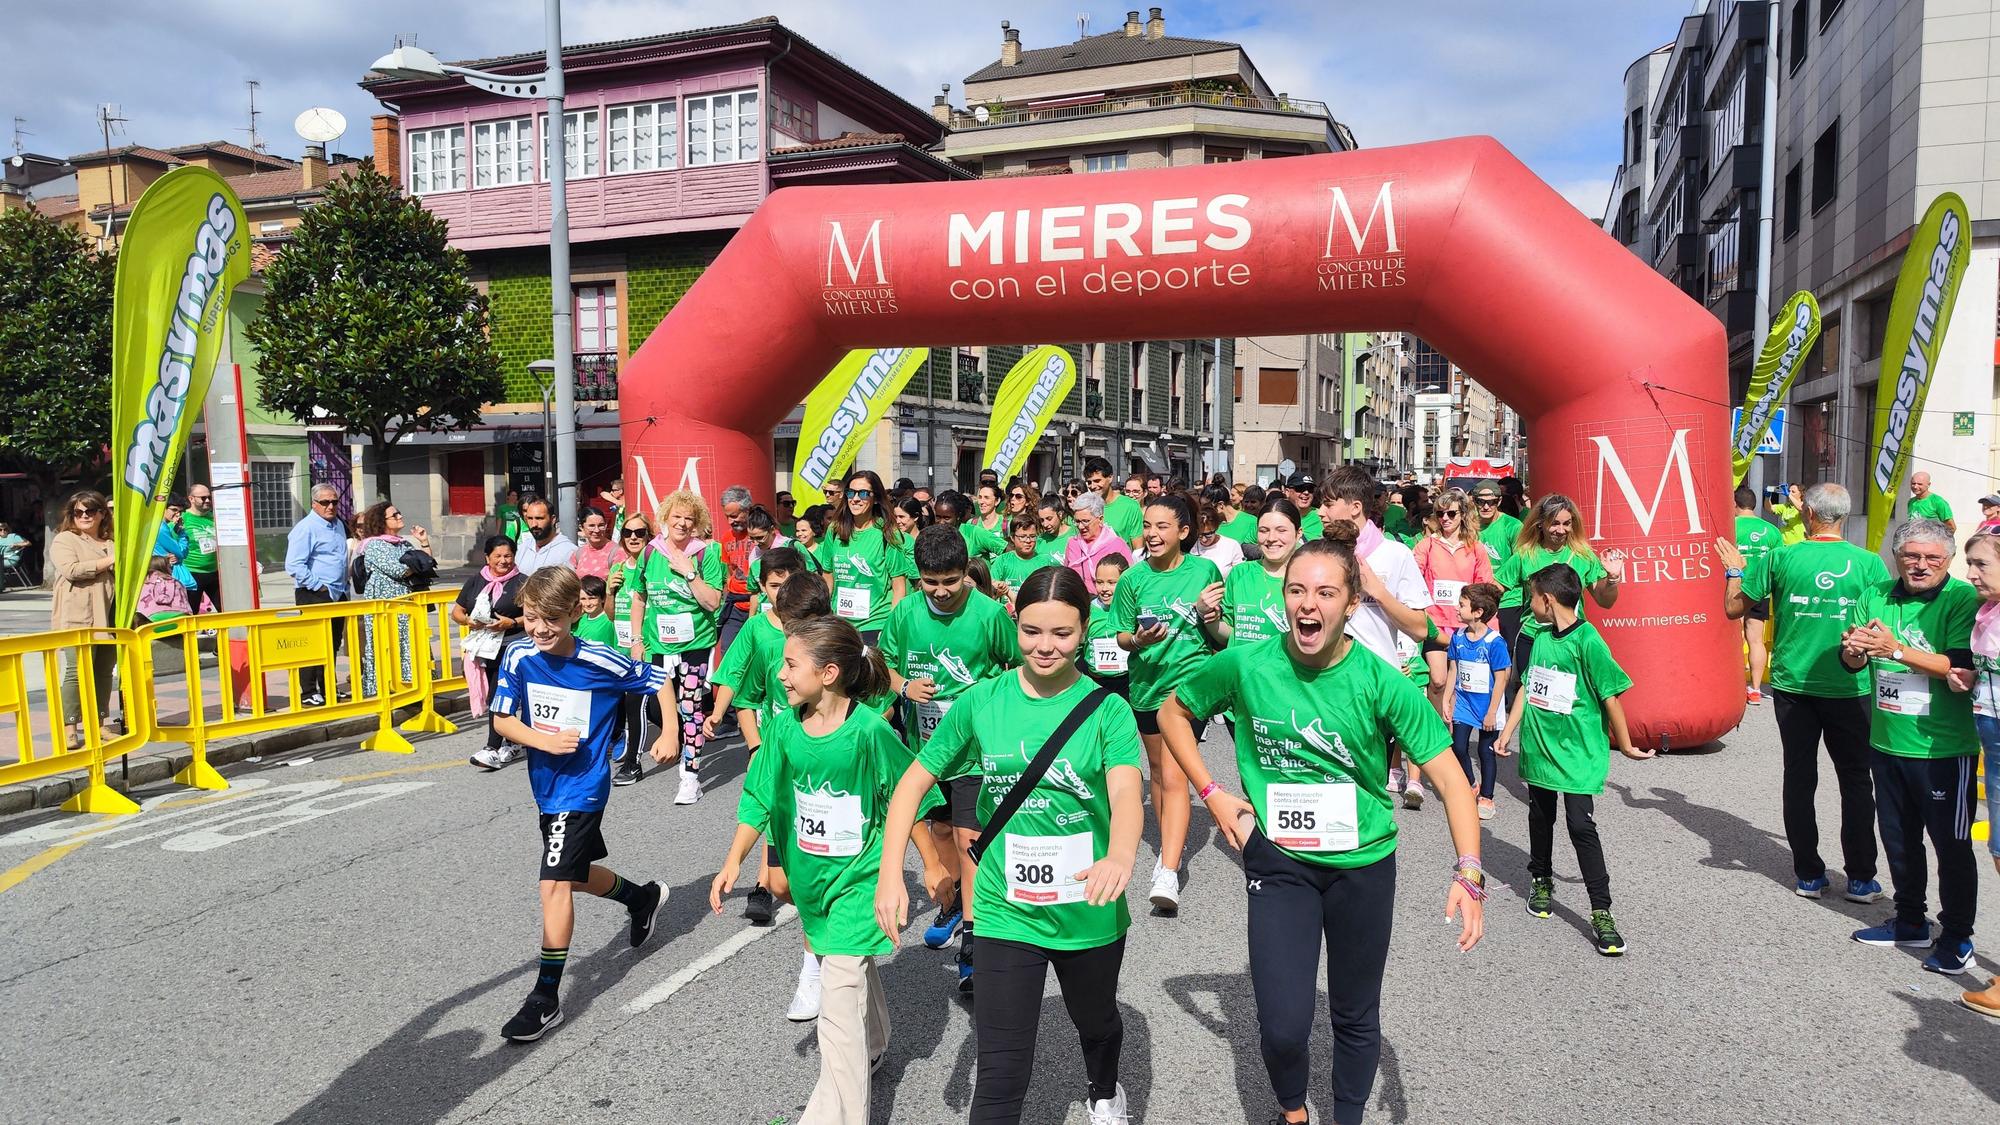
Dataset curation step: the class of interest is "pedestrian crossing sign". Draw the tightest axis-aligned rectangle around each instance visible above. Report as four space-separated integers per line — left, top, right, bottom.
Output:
1731 406 1785 456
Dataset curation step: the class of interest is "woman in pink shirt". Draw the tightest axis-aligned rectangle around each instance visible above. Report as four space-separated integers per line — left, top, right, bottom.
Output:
570 507 618 580
1063 491 1132 596
1413 487 1495 715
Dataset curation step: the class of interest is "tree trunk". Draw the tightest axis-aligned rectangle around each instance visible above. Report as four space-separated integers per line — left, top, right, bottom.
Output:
371 430 394 505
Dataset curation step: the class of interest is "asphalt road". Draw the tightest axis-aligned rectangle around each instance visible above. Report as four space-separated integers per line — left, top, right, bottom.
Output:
1 704 1994 1124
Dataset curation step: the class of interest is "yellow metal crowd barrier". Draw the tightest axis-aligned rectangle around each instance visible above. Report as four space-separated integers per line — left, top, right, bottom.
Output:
0 627 156 814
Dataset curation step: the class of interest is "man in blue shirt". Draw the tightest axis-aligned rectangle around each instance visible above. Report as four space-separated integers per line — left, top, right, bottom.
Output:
286 484 350 706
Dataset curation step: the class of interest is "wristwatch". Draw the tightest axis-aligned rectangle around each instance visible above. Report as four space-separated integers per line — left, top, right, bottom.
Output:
1891 647 1905 663
1723 567 1743 579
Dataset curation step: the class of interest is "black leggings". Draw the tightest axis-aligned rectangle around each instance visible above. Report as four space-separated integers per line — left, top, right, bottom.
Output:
1770 689 1878 882
1526 785 1612 910
970 936 1125 1123
1245 834 1395 1125
477 655 503 750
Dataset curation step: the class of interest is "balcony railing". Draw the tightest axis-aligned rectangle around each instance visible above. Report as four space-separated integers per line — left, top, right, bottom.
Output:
576 351 619 402
959 88 1332 129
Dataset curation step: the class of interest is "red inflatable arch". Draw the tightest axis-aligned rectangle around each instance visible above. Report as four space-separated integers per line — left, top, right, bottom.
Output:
620 136 1738 747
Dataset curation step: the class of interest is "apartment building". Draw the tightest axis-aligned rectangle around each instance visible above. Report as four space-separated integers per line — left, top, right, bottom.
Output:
935 8 1357 487
1605 44 1674 259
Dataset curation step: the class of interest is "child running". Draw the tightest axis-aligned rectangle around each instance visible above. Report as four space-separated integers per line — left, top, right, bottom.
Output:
711 617 923 1124
487 566 670 1041
574 575 616 644
1498 564 1654 954
878 566 1145 1125
991 514 1057 604
881 523 1021 992
1443 583 1510 820
1085 557 1132 699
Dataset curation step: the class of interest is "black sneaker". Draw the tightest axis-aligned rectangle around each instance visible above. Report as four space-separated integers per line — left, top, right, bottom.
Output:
629 881 665 948
501 992 563 1042
956 929 975 993
613 756 644 787
744 885 776 926
1590 909 1626 956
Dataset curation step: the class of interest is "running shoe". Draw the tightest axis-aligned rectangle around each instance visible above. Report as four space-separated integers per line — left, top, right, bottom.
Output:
1087 1083 1130 1125
1591 910 1626 956
1843 878 1884 904
957 930 975 993
1403 780 1424 811
501 992 563 1042
1851 919 1935 948
612 756 644 786
1149 863 1181 914
493 742 524 767
468 746 506 771
628 881 664 948
1387 767 1407 795
1746 687 1763 704
1923 938 1976 976
1526 877 1554 918
1794 876 1830 899
744 885 776 926
922 903 963 949
674 764 703 805
786 969 822 1022
1477 797 1496 821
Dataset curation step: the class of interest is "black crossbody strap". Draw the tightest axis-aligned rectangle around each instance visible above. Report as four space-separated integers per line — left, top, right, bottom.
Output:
967 687 1110 865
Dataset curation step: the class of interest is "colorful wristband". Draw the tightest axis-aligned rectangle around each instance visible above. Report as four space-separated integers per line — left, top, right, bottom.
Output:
1197 781 1221 801
1453 873 1487 901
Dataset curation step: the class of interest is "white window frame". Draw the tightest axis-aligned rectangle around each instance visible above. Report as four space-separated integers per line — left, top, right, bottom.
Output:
471 116 534 189
1084 152 1129 173
539 109 601 180
407 125 465 194
607 100 679 174
684 89 761 167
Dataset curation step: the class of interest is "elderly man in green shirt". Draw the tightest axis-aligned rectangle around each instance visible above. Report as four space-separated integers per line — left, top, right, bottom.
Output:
1907 472 1955 534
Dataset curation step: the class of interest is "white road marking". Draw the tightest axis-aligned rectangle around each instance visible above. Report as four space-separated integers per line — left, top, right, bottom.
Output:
622 904 798 1014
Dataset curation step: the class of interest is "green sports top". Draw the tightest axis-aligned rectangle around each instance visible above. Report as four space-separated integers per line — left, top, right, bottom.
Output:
1176 636 1449 868
1222 562 1290 648
1908 493 1954 525
573 613 617 645
990 549 1058 591
1219 510 1259 550
636 542 726 656
1735 515 1780 570
1740 537 1888 697
715 610 788 720
1849 577 1978 759
1110 552 1224 710
1104 494 1144 545
1479 512 1522 569
878 590 1019 749
1496 545 1607 634
959 521 1007 562
1515 618 1633 795
815 525 916 633
181 511 219 573
1084 601 1129 681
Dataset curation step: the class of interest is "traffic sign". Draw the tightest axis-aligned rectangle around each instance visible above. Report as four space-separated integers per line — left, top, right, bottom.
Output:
1731 405 1785 456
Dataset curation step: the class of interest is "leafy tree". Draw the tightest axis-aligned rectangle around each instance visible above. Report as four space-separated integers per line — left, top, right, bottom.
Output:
0 207 116 535
249 159 502 499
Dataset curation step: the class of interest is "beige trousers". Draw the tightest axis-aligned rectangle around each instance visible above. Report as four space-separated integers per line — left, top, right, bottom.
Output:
799 954 890 1125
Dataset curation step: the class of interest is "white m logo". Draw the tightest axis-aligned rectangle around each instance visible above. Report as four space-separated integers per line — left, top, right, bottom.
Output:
1589 429 1705 537
631 454 703 516
1324 182 1400 257
825 219 887 286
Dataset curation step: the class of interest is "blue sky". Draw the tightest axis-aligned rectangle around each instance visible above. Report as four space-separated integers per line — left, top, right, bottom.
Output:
7 1 1696 217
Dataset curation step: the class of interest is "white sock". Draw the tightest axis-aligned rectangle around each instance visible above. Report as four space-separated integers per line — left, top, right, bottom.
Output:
799 949 820 980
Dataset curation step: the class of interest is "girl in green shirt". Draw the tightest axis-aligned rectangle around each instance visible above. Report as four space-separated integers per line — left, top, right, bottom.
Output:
878 566 1144 1125
1112 494 1224 914
712 617 921 1123
816 470 913 644
1201 495 1301 650
1160 538 1485 1125
1086 556 1133 698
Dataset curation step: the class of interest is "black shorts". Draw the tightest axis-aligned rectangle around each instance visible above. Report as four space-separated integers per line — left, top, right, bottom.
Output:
1134 707 1160 736
923 777 956 824
1745 598 1770 621
1094 675 1131 703
949 775 984 832
538 809 609 883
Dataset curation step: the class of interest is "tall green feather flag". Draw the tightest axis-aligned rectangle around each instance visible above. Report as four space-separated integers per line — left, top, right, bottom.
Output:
111 167 250 627
1731 291 1819 487
792 348 930 493
982 345 1076 481
1865 193 1970 550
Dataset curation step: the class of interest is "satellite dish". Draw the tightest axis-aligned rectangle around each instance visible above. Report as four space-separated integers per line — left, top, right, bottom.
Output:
972 105 991 124
294 107 347 145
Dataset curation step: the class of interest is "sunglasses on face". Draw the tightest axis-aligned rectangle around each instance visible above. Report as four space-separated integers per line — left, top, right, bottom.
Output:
622 527 648 538
1474 498 1498 506
846 489 873 499
72 507 100 517
1440 509 1461 518
312 498 336 507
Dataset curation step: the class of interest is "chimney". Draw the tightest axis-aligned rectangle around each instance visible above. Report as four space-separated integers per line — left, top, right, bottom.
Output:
371 114 401 179
1147 6 1164 38
0 182 26 215
1001 21 1021 67
1124 10 1142 36
301 144 329 190
932 86 952 126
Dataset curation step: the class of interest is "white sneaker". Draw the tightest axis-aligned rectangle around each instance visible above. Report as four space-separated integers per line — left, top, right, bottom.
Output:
1402 779 1424 810
498 742 526 766
1387 767 1407 794
468 746 506 771
674 765 703 806
786 970 821 1022
1148 862 1180 912
1087 1082 1130 1124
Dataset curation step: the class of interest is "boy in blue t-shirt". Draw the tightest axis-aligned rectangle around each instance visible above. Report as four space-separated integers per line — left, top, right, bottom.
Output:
489 565 675 1042
1444 582 1512 820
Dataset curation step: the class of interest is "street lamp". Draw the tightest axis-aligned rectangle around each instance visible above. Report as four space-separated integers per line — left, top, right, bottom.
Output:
527 359 556 503
371 0 580 533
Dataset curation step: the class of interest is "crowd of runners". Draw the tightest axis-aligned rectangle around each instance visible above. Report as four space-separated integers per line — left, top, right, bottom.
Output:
450 459 1999 1125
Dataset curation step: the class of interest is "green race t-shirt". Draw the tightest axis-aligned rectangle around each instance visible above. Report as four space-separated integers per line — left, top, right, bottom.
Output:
917 672 1145 950
1104 494 1144 545
1219 510 1259 551
574 613 616 645
1908 493 1954 525
1300 509 1325 542
637 542 726 655
1222 562 1290 648
1770 503 1806 545
738 706 922 957
879 590 1018 748
608 557 644 650
1085 601 1129 681
990 549 1057 592
1036 531 1074 569
1517 619 1633 795
1176 637 1448 869
1740 537 1888 697
1850 578 1978 759
1479 512 1522 570
1110 553 1224 710
181 511 219 573
716 610 788 721
959 521 1007 562
1497 545 1607 634
815 525 916 632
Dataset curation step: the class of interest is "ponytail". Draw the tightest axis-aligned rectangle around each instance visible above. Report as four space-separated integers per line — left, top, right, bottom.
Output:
785 616 890 709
